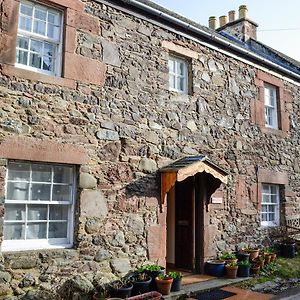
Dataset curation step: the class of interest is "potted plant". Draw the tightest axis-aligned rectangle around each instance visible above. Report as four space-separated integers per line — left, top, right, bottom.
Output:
93 286 123 300
109 278 133 298
253 255 265 269
219 252 237 264
243 246 260 261
280 239 296 258
131 270 152 296
155 274 173 295
168 271 182 292
236 250 250 262
250 263 260 276
225 261 238 279
139 264 165 290
237 260 251 277
205 260 225 277
263 248 272 265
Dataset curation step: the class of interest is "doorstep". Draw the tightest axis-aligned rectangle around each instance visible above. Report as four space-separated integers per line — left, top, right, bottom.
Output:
162 277 250 300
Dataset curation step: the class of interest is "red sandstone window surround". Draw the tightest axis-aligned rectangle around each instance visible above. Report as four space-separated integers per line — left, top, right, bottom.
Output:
0 0 105 88
251 70 292 135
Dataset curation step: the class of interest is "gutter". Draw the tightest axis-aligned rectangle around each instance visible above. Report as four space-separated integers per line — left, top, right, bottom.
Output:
122 0 300 81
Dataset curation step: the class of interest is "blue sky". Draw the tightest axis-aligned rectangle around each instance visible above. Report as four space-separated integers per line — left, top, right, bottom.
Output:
152 0 300 62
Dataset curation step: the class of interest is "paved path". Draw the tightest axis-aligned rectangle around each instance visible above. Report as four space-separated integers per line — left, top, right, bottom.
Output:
271 287 300 300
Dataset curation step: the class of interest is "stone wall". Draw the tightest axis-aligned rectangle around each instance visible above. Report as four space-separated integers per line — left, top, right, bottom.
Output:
0 0 300 298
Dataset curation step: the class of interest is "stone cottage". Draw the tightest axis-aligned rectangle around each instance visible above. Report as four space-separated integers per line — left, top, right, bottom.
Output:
0 0 300 297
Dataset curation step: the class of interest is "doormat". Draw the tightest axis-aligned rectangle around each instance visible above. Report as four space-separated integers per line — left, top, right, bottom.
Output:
191 288 236 300
182 274 215 285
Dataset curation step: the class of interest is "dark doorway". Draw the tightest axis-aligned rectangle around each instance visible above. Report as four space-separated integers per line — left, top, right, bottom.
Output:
175 177 195 270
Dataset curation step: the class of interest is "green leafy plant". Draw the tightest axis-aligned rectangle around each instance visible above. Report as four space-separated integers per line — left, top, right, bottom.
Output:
139 264 162 272
157 274 171 280
238 260 251 267
167 271 182 279
226 261 238 267
219 251 236 260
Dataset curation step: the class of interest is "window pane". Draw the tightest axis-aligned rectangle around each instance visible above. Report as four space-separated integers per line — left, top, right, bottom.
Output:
43 57 54 71
49 222 67 238
32 164 52 182
20 3 33 17
31 39 43 52
262 194 270 203
18 37 29 50
17 50 28 65
168 59 175 73
4 204 26 221
269 213 275 221
262 205 268 212
7 182 29 201
31 184 51 201
52 185 71 201
30 53 42 69
4 223 25 240
50 205 68 220
34 8 47 21
53 166 73 183
33 20 46 35
48 12 60 26
27 223 47 239
44 42 54 56
27 205 48 220
8 163 30 181
261 213 267 221
178 77 185 92
19 16 32 31
268 205 275 213
178 62 185 76
169 74 175 89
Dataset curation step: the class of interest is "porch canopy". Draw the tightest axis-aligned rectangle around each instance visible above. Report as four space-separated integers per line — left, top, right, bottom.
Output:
160 155 229 205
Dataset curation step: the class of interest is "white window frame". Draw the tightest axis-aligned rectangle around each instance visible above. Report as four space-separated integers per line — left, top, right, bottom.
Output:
261 184 280 227
264 84 278 129
168 56 189 94
15 0 63 77
2 161 76 252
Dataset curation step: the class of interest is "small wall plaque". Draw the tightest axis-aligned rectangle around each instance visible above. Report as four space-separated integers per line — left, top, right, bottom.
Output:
211 197 223 204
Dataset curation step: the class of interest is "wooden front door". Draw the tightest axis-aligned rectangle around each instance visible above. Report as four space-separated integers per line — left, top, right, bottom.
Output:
175 177 194 270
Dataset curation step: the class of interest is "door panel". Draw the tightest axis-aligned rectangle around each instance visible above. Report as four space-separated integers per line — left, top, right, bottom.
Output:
175 177 194 270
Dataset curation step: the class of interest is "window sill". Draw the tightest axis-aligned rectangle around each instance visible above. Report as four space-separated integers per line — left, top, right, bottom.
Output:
260 126 289 137
1 63 76 89
1 242 73 252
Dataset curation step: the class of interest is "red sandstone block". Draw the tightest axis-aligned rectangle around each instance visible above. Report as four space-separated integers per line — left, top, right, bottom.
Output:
64 53 106 86
65 25 77 53
147 225 166 264
49 0 84 12
0 137 87 165
257 169 288 185
281 112 290 132
257 70 283 87
66 9 100 34
2 64 76 88
235 175 246 209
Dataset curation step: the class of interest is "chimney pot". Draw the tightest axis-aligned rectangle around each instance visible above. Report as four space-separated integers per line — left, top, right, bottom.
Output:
228 10 235 22
219 15 228 27
208 16 217 30
239 5 248 19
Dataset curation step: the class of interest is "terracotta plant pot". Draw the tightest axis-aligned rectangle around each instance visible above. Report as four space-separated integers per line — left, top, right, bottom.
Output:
224 259 238 265
250 265 260 276
155 277 173 295
225 265 238 279
264 253 271 265
247 249 259 261
270 253 277 262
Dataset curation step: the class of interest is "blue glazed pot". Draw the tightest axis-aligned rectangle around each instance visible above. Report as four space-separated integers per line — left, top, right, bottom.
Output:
205 260 225 277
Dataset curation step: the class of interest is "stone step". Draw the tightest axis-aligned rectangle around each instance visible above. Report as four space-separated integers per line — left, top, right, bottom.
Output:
162 277 250 300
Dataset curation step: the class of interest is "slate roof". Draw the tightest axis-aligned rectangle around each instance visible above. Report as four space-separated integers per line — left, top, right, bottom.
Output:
119 0 300 78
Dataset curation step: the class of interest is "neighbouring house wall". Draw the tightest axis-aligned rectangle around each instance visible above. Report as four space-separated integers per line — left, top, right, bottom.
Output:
0 0 300 298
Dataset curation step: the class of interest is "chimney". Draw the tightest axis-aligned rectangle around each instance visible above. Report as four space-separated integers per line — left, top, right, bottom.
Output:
239 5 248 19
219 15 228 27
208 16 217 30
228 10 235 22
215 4 258 42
